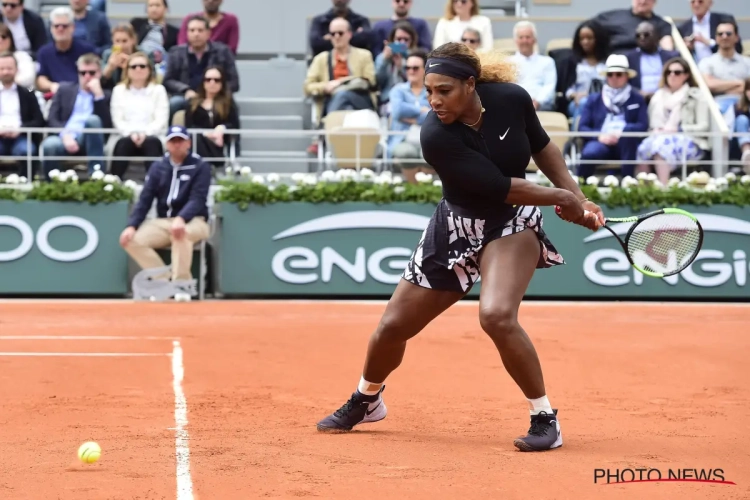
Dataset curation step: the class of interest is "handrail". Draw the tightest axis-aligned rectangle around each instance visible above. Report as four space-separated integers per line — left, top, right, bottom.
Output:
665 15 730 178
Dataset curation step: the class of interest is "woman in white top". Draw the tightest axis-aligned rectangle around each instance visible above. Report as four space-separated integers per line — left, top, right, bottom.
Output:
433 0 494 53
0 23 35 89
635 57 709 185
109 51 169 178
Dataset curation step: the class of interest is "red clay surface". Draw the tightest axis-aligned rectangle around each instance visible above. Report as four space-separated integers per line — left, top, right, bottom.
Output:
0 301 747 499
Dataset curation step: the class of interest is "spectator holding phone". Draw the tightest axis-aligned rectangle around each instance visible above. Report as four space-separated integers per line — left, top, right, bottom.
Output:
375 21 418 106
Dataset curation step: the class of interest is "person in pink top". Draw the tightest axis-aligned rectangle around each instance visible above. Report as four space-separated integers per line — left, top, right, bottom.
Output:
177 0 239 54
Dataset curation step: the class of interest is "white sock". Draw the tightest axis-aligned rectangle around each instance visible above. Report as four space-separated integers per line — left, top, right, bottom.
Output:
527 395 553 415
357 376 383 396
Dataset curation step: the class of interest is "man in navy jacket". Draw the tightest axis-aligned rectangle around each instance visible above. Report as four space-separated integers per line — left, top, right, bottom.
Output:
576 54 649 178
119 125 211 297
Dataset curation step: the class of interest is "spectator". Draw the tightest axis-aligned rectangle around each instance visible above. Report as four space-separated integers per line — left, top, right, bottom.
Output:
433 0 493 53
131 0 179 63
309 0 373 58
90 0 106 12
36 7 96 94
635 57 709 184
163 15 238 120
1 0 48 59
304 17 376 127
371 0 431 58
625 21 679 101
101 23 142 90
110 52 169 178
734 78 750 172
577 54 648 178
385 50 433 184
678 0 742 64
592 0 673 54
41 53 112 177
0 51 44 176
556 20 609 121
460 27 481 52
119 124 211 302
698 20 750 113
64 0 111 56
510 21 556 111
0 23 35 88
178 0 238 55
183 65 239 169
375 21 418 106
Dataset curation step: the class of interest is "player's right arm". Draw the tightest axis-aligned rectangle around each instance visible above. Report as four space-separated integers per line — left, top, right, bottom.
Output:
420 122 582 214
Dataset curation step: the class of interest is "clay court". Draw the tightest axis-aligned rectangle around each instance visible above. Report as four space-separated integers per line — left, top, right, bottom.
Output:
0 300 747 499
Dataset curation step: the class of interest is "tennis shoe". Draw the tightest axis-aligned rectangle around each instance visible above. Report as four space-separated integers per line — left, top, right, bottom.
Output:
513 409 563 452
316 386 387 432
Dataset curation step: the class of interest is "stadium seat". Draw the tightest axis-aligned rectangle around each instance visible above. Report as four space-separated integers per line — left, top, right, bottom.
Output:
530 111 570 172
546 38 572 55
323 110 381 170
172 110 186 127
744 40 750 56
493 38 516 55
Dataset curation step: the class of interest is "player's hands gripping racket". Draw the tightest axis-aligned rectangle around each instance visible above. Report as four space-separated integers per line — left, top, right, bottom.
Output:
555 206 704 278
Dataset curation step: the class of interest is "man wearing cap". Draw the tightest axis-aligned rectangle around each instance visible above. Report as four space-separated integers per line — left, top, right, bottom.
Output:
576 54 649 178
119 125 211 301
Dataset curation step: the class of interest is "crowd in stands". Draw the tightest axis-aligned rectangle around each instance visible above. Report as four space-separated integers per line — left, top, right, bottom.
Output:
304 0 750 178
1 0 749 184
0 0 241 179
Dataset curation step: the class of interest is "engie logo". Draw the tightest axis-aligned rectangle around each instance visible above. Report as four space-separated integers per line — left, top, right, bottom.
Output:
270 211 429 285
582 214 750 288
0 216 99 263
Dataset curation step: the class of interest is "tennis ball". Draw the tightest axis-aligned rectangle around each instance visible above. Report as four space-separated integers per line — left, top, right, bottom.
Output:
77 441 101 464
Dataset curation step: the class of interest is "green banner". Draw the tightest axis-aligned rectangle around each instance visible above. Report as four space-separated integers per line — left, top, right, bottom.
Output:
0 200 130 295
218 202 750 299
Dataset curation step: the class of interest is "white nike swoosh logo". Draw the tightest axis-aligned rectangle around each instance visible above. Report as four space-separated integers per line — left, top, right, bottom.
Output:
499 128 510 140
429 63 440 67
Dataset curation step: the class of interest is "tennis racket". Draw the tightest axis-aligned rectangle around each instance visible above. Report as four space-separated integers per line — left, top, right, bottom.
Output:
555 206 704 278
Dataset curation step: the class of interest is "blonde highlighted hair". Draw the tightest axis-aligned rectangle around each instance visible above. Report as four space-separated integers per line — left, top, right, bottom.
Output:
428 42 517 84
120 51 155 88
443 0 479 20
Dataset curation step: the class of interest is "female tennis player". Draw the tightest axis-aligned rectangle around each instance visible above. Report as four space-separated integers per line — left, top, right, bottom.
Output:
316 42 604 452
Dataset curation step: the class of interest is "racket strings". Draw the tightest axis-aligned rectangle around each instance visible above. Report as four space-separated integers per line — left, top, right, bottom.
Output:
626 214 701 274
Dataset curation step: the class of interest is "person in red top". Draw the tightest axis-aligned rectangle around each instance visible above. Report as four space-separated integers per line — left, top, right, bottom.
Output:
177 0 239 54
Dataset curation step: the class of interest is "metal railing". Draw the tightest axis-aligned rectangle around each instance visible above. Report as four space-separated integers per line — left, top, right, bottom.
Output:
0 126 748 182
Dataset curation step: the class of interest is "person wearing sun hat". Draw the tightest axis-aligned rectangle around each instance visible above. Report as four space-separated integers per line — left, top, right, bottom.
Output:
575 53 648 178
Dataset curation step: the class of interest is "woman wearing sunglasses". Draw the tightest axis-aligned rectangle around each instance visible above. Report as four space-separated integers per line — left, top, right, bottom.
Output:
109 51 169 178
635 57 709 184
375 21 418 106
433 0 493 53
183 65 239 168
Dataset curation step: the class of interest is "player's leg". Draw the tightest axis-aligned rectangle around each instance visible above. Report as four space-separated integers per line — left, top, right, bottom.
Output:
317 279 465 432
477 229 562 452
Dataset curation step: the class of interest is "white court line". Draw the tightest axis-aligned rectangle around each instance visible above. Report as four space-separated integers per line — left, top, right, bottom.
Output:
0 336 179 341
0 298 748 307
172 340 193 499
0 352 170 357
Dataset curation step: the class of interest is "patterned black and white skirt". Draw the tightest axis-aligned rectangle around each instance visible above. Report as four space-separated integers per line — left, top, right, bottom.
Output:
402 200 564 293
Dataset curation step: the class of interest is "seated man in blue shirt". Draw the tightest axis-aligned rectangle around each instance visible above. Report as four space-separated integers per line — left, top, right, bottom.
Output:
625 21 679 102
66 0 111 56
119 125 212 302
35 6 96 95
40 53 112 177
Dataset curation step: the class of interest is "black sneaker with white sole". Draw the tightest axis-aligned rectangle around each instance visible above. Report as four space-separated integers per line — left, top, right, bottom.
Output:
316 386 387 432
513 409 563 452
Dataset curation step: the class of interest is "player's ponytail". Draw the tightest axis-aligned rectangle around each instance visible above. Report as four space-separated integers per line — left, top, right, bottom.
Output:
476 50 517 84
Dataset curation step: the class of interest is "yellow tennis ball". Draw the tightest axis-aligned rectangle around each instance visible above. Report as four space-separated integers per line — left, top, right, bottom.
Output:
77 441 101 464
